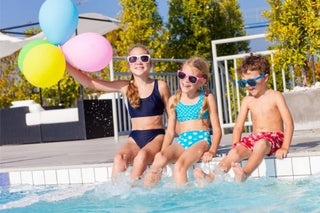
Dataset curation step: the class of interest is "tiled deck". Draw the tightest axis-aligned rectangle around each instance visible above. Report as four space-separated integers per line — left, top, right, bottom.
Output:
0 129 319 186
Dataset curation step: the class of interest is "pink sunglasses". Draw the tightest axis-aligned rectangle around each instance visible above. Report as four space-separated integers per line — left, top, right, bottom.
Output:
177 70 204 84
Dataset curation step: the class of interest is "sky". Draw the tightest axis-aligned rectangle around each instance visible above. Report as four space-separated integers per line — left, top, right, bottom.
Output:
0 0 270 51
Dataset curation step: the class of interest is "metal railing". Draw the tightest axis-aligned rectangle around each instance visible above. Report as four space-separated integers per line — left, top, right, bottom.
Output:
110 67 217 135
211 34 293 133
103 34 295 139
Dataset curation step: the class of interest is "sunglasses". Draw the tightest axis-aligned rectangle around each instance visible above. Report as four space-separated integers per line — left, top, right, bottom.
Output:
127 54 150 64
177 70 204 84
237 74 266 88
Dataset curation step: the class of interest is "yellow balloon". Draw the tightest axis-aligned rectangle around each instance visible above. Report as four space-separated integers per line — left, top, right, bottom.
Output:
23 43 65 88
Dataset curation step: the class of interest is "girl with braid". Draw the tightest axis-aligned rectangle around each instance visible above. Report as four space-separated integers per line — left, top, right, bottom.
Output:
143 57 222 187
66 44 171 181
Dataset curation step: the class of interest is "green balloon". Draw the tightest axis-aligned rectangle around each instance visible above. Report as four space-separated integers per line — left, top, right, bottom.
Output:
18 40 51 73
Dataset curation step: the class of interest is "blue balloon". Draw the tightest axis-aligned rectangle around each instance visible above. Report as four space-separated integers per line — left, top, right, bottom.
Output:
39 0 79 45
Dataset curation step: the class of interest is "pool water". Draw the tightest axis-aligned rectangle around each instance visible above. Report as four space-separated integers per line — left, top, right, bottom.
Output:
1 174 320 213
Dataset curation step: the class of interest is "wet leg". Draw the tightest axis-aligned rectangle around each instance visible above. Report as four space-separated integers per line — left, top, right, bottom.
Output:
232 162 248 182
194 145 250 186
233 139 270 182
193 167 215 187
111 141 139 180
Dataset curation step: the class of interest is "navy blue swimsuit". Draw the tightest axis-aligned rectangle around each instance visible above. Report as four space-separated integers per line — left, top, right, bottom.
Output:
127 80 165 148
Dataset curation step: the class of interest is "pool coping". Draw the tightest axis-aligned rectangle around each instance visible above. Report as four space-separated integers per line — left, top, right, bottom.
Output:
1 151 320 186
0 129 319 186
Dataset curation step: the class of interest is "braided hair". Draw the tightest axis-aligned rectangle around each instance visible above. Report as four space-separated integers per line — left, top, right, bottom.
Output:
125 44 151 108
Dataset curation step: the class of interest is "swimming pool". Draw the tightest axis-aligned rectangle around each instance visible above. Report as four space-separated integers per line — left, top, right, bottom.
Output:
1 145 320 212
1 173 320 212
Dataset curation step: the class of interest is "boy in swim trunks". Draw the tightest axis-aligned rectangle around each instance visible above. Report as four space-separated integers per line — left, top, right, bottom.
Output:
143 57 222 187
194 53 294 183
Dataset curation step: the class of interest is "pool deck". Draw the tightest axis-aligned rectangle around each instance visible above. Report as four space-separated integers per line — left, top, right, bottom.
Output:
1 128 319 170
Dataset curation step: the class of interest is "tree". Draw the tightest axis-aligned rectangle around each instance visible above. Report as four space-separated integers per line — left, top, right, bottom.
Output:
166 0 248 61
106 0 168 73
0 27 81 108
0 29 43 108
263 0 320 86
0 53 39 108
0 51 81 108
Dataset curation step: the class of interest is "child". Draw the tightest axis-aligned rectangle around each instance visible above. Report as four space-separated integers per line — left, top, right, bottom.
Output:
66 44 171 180
194 53 294 183
143 57 222 187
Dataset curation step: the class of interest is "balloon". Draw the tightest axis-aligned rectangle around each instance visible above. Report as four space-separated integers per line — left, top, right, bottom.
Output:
62 32 113 72
23 43 66 88
18 40 51 72
39 0 78 45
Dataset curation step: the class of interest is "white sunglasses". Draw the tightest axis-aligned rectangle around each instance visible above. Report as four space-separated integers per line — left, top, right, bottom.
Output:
127 54 150 64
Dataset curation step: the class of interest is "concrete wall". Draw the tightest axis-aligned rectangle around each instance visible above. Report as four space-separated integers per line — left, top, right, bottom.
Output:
283 87 320 130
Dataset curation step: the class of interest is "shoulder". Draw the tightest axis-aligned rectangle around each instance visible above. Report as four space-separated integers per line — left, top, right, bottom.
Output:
267 89 282 96
157 79 169 88
157 79 170 94
267 90 284 101
241 95 252 107
167 94 178 108
205 93 218 110
205 92 216 102
168 94 176 103
242 94 252 102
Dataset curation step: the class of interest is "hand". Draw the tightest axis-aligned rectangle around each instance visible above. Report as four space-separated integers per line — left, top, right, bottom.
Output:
275 148 288 159
201 151 215 163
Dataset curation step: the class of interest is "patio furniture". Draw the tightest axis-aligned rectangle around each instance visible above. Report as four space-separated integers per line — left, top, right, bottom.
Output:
0 99 115 145
40 100 114 142
0 107 42 145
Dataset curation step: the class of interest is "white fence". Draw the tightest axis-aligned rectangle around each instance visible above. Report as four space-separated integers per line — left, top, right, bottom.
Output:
104 34 296 139
211 34 295 133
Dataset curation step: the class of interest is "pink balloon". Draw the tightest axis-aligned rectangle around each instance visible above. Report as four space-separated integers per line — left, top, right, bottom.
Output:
62 32 113 72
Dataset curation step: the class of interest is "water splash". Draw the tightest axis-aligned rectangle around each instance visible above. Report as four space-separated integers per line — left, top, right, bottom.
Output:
0 184 94 210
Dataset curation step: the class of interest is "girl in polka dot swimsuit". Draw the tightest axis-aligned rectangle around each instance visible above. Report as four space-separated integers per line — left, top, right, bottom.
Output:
143 57 222 187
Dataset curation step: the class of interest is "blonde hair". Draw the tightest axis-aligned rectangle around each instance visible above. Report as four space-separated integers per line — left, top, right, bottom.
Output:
170 57 210 117
125 44 151 108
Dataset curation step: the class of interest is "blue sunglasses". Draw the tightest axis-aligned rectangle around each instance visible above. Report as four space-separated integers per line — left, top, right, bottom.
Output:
238 74 266 88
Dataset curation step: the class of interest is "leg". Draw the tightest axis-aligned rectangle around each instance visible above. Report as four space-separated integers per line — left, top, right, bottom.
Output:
111 139 139 179
218 145 251 172
193 167 216 187
143 143 184 187
174 141 209 187
233 139 271 182
194 145 251 185
130 134 163 180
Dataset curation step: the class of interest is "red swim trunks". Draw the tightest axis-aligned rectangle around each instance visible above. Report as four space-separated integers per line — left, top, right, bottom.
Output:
232 132 284 156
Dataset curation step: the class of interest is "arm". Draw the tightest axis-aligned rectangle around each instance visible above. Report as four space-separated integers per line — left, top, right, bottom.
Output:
274 92 294 159
203 93 222 161
158 80 171 119
232 97 250 144
66 63 128 93
160 96 177 151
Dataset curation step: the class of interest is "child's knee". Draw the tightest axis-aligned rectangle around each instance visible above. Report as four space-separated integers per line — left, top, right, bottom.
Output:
254 139 271 152
114 153 126 163
153 152 167 165
228 148 242 158
174 159 189 173
134 150 148 162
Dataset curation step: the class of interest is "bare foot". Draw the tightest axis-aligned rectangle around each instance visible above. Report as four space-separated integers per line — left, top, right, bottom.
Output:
143 168 162 187
232 162 248 182
193 167 215 187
